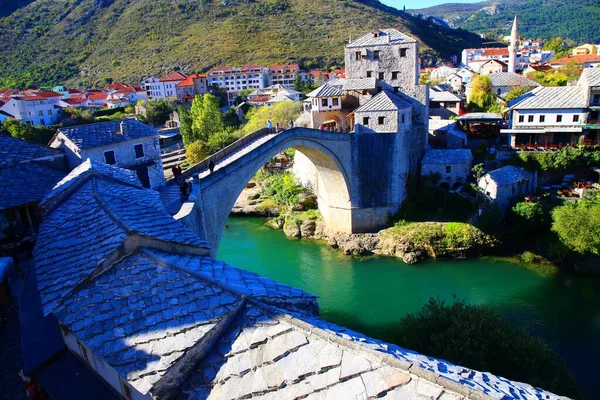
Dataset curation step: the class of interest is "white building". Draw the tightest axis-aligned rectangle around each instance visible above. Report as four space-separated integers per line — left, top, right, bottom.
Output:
421 149 472 189
502 85 588 148
478 166 534 211
208 65 269 105
268 64 299 87
429 66 458 81
49 119 164 188
0 91 63 126
142 72 188 100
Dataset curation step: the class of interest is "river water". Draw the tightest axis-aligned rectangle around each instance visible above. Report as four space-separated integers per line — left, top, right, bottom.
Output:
218 217 600 395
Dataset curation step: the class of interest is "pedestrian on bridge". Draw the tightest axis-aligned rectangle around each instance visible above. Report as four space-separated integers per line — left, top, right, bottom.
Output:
209 159 215 173
276 122 281 133
266 120 273 133
288 119 294 129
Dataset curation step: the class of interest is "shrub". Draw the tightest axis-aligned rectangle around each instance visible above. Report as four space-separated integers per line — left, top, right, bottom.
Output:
552 190 600 255
386 298 581 398
186 140 208 164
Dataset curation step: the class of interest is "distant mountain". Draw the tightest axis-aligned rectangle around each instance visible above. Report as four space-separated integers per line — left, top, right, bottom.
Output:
0 0 482 89
409 0 600 44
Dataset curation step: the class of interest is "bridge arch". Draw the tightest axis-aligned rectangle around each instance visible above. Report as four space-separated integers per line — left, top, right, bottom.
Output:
192 128 355 254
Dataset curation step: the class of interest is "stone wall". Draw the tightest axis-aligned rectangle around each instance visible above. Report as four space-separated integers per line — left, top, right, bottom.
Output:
422 162 471 187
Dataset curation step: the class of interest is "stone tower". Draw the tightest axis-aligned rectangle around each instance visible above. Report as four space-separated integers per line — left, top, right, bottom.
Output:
508 15 518 73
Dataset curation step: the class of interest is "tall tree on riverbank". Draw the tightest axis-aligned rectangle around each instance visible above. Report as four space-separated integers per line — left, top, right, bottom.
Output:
552 190 600 255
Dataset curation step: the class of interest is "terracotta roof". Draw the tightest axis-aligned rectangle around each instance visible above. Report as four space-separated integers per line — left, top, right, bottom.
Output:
269 64 299 71
114 87 135 94
63 98 88 105
551 54 600 65
248 95 271 103
527 64 553 72
108 82 128 90
87 93 108 101
176 74 206 87
482 48 509 56
159 71 188 82
210 66 235 73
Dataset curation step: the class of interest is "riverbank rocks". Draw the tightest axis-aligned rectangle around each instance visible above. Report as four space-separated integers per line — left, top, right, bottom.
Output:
298 192 318 210
283 220 301 238
300 220 317 237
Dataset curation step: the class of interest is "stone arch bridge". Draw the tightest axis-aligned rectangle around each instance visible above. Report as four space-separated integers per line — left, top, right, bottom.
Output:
162 127 415 255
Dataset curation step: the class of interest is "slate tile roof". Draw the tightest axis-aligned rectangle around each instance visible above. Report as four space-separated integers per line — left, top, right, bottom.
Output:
0 134 63 166
483 166 532 186
306 84 343 98
508 86 587 109
0 134 66 210
56 119 159 150
354 90 411 113
579 67 600 88
488 72 539 88
346 29 416 48
343 78 377 91
429 90 461 103
422 149 472 165
0 163 66 210
34 161 207 315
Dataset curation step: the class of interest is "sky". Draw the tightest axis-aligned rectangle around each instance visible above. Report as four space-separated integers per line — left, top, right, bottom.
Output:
379 0 483 11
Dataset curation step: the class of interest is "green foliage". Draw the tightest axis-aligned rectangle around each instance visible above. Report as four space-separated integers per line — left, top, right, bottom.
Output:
261 172 304 208
242 101 302 134
504 86 531 102
185 130 240 164
468 75 496 111
393 186 476 223
475 203 503 232
386 298 580 398
0 0 482 88
145 100 174 126
505 148 600 172
178 107 194 146
526 62 582 87
0 119 56 144
185 140 207 164
512 202 545 225
552 190 600 255
542 37 574 59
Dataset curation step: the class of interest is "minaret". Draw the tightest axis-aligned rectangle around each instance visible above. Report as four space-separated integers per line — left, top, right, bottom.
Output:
508 15 518 73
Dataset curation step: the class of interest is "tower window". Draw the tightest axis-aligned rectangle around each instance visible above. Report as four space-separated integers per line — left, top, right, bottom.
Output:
378 116 385 125
400 48 407 57
378 72 384 80
363 117 369 125
366 71 372 78
392 71 399 80
373 50 380 60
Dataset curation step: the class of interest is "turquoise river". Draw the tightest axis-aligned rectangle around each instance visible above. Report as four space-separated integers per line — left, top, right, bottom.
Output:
218 217 600 396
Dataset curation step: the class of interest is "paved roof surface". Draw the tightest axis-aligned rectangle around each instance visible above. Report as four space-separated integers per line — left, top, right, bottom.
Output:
57 119 159 150
34 160 208 315
0 163 66 210
488 72 539 88
422 149 472 165
343 78 377 91
0 134 63 166
508 85 587 109
354 90 411 113
580 67 600 87
483 165 532 186
346 29 416 48
429 90 461 102
306 84 343 98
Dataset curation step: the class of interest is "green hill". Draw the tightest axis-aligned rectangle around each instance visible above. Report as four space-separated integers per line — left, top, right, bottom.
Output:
410 0 600 43
0 0 482 89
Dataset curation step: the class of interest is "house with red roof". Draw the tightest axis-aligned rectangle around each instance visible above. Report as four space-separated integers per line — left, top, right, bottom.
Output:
141 72 188 100
550 54 600 68
175 74 208 100
0 90 63 126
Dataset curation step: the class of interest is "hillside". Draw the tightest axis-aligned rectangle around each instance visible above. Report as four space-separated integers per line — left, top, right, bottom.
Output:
410 0 600 44
0 0 482 89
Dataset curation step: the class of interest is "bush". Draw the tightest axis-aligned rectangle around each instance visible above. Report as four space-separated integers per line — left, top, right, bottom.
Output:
186 140 208 164
552 190 600 255
386 298 581 398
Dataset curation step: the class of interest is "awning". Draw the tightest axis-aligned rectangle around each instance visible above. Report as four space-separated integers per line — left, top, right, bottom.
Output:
322 120 337 125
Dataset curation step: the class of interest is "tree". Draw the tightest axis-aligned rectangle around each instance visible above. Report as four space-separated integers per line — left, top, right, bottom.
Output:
505 86 531 103
242 101 303 134
178 107 194 146
468 75 496 111
186 140 208 164
551 190 600 255
145 100 173 126
292 74 304 92
386 298 580 398
470 163 486 202
0 119 55 144
190 93 223 141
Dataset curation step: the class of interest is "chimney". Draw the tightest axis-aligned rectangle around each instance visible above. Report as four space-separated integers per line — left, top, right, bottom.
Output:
119 120 128 139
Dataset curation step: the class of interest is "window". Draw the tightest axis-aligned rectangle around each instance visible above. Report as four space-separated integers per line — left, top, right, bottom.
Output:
445 166 451 173
321 98 328 107
401 114 405 123
392 71 399 80
104 150 116 165
400 48 407 57
355 52 361 60
573 115 579 122
518 115 524 123
556 115 562 122
366 71 372 78
528 115 534 123
332 98 339 106
378 116 385 125
539 115 545 123
47 109 52 115
593 94 600 104
373 50 380 60
363 117 369 125
134 144 144 158
378 72 384 80
38 110 43 116
497 89 501 96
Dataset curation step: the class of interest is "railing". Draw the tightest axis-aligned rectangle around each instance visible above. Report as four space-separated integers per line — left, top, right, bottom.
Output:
180 128 270 180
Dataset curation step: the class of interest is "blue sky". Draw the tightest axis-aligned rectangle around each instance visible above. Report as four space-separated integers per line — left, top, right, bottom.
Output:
380 0 482 10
